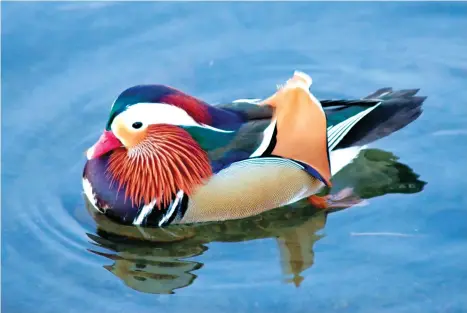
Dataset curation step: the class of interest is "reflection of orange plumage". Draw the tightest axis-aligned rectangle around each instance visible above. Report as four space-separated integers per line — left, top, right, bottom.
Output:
107 124 212 208
307 194 329 209
260 72 331 186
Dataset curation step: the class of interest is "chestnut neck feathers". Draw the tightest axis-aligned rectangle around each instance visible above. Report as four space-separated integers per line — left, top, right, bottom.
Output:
107 124 212 208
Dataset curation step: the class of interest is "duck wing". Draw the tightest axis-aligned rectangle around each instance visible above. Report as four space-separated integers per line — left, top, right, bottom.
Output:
185 101 276 173
323 88 425 150
190 88 425 174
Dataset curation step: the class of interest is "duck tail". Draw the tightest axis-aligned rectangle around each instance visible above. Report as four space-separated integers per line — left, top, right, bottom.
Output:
326 88 426 150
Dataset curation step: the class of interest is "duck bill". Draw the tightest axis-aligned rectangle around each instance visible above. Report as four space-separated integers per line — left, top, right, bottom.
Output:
86 130 122 160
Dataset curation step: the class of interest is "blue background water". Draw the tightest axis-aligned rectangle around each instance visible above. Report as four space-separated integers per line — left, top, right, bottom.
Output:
2 2 467 313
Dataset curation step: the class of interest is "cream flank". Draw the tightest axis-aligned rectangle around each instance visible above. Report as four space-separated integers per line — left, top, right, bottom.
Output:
181 146 363 224
181 158 323 224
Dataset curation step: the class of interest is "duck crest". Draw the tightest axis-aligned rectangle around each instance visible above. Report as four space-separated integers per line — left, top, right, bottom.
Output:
107 85 212 130
106 124 212 208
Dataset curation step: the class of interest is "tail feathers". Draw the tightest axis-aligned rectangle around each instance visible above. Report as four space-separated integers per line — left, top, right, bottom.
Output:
321 99 379 109
382 89 421 99
363 87 393 99
362 87 420 100
335 88 426 149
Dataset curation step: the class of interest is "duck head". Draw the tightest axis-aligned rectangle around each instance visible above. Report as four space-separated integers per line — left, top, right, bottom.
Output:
86 85 216 210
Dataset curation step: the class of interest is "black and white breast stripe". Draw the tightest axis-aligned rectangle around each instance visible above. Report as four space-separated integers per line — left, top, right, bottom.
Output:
132 190 188 227
250 119 278 157
133 199 157 225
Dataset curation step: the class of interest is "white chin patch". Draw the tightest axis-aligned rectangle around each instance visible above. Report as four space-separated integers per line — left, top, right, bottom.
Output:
86 145 96 160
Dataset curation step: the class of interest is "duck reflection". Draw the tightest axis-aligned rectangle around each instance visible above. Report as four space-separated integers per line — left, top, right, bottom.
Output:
86 148 426 294
87 232 206 294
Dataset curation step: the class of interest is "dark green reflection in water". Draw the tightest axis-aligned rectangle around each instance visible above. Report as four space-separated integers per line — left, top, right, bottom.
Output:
85 149 426 294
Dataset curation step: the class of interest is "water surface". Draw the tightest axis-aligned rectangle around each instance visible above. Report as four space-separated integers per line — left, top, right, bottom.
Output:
2 2 467 313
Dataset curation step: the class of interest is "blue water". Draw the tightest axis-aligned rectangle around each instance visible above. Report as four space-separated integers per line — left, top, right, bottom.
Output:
2 2 467 313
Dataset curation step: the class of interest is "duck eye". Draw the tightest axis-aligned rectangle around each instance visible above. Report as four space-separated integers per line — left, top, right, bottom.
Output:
132 122 143 129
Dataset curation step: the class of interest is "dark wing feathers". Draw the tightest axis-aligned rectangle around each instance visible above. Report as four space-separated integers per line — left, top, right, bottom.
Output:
217 101 273 120
207 119 273 173
203 88 425 171
320 99 379 108
333 90 425 149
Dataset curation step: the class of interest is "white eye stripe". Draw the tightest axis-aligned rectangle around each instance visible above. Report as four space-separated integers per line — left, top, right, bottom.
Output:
113 102 235 133
117 102 200 128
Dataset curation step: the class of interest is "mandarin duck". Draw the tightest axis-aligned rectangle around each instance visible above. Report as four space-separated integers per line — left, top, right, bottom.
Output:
83 71 425 227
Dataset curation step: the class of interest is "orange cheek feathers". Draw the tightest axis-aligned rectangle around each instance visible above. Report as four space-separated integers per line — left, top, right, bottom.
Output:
112 120 148 148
